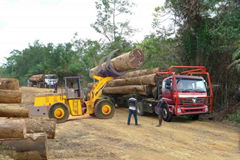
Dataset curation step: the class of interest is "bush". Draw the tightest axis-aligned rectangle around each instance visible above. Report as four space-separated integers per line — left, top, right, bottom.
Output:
227 109 240 123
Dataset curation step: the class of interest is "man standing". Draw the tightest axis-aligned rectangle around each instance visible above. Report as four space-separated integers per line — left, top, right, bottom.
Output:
156 100 163 127
127 97 138 125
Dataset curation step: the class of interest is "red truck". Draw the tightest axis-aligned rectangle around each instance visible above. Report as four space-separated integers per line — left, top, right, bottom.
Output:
137 66 214 122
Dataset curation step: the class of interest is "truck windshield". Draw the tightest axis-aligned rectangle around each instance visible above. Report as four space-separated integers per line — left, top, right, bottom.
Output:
177 78 207 92
45 75 57 79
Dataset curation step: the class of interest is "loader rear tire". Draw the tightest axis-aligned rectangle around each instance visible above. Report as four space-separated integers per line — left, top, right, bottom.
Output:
94 99 115 119
49 103 69 123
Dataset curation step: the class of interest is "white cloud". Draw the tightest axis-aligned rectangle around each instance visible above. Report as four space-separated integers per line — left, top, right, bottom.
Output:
0 0 164 64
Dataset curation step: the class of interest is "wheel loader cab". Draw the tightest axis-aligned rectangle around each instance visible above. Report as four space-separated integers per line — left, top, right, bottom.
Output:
64 76 83 99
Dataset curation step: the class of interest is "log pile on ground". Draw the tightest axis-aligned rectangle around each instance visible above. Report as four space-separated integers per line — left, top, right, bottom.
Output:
0 105 29 118
0 78 56 159
0 78 22 103
0 118 55 159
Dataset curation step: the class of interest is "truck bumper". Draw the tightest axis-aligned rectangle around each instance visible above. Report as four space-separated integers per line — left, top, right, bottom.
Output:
175 105 209 116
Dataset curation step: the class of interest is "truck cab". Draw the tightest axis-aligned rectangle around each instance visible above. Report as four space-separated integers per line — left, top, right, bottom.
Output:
44 74 58 88
137 66 213 122
161 75 210 121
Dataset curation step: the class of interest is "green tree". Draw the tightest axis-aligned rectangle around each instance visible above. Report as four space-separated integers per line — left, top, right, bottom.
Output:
91 0 135 43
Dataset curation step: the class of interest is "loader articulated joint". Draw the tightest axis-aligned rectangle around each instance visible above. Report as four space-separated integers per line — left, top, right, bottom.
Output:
97 49 126 77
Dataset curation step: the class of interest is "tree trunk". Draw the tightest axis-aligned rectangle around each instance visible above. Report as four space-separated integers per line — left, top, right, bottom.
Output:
0 119 26 139
25 118 56 139
89 49 144 78
108 74 156 87
0 133 47 160
118 67 161 79
0 78 19 90
0 89 22 103
103 85 152 96
0 106 29 118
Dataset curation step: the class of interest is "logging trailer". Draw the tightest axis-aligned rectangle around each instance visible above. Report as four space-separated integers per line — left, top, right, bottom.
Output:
108 66 213 121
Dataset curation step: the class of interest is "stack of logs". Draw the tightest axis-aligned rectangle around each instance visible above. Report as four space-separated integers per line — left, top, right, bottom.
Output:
88 67 162 97
0 78 22 103
0 78 56 160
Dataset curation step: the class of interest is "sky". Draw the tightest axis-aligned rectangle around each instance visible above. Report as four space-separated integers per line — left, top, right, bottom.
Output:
0 0 165 65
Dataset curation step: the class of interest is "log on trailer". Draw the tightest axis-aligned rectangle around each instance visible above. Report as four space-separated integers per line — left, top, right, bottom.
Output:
0 133 47 160
0 89 22 103
108 74 157 87
117 67 161 79
25 118 56 139
28 74 44 82
0 119 26 139
0 78 20 90
103 85 152 96
87 74 157 88
0 106 29 118
89 49 144 78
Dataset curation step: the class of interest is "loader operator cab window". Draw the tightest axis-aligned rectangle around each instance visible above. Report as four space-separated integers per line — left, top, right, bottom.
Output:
64 76 82 99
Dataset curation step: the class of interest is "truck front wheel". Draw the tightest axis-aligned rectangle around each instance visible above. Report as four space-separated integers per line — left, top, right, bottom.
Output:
162 104 173 122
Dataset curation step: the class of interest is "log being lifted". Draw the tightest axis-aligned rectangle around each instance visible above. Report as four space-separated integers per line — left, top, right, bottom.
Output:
108 74 157 87
0 119 26 139
0 78 20 90
103 85 152 96
118 67 161 79
25 118 56 139
0 106 29 118
0 133 47 160
89 49 144 78
0 89 22 103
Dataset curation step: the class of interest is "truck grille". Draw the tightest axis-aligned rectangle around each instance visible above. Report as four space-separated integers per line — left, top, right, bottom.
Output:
180 97 206 105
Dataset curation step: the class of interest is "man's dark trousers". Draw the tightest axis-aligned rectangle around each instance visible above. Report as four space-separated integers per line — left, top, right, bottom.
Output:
127 109 138 125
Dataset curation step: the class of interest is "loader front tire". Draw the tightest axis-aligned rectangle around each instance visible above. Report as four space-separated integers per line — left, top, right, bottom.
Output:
49 103 69 123
94 99 115 119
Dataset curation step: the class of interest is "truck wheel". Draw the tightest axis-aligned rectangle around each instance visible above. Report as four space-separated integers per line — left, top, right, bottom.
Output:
162 104 173 122
49 103 69 123
137 102 145 116
94 99 115 119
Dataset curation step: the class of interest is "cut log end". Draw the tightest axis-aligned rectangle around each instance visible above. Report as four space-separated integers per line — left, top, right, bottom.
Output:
0 133 48 160
0 119 27 139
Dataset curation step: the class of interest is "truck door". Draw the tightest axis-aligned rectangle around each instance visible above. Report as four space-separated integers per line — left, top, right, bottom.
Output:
162 78 173 103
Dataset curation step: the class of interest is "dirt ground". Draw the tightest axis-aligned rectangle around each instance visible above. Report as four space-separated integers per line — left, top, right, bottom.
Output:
22 87 240 160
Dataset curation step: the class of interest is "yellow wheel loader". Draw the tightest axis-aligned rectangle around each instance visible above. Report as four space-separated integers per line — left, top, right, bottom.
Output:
30 75 114 123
